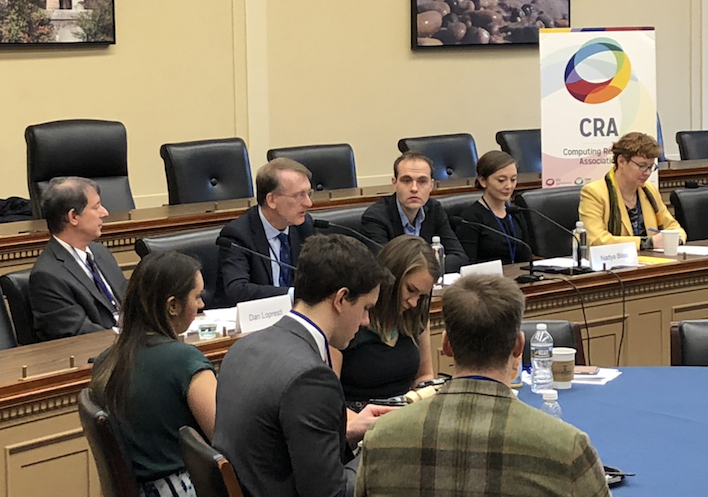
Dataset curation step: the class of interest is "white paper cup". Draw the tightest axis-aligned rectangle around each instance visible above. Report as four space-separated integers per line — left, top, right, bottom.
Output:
662 229 680 257
552 347 576 389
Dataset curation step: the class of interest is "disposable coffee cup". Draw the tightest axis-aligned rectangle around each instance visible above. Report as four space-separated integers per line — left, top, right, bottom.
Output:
662 229 680 257
552 347 576 389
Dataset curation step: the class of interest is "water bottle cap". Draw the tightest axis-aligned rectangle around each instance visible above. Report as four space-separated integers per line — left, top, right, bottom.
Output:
432 236 441 243
536 323 547 331
576 221 584 229
542 390 558 401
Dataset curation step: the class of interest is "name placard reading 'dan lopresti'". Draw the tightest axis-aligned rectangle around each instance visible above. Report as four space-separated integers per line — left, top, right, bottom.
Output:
236 294 292 334
589 242 638 271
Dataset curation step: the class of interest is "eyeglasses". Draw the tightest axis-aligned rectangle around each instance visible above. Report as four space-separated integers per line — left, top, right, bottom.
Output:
276 189 314 202
629 159 659 173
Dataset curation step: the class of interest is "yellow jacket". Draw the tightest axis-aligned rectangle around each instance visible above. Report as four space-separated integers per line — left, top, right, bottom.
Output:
579 178 685 249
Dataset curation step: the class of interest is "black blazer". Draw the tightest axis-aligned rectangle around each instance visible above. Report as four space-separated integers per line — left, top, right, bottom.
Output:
456 200 532 264
213 315 353 497
361 194 468 272
30 237 128 341
216 206 314 305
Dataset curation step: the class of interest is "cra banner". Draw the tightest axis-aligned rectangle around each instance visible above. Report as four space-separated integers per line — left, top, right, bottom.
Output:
539 28 656 188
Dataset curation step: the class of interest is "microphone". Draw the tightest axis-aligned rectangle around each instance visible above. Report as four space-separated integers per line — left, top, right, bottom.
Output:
507 205 588 271
452 216 544 284
312 219 384 250
216 236 298 271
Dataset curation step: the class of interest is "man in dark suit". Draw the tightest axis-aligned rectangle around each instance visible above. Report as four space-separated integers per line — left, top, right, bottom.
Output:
214 234 396 497
216 157 315 305
361 152 467 273
356 275 610 497
30 177 128 341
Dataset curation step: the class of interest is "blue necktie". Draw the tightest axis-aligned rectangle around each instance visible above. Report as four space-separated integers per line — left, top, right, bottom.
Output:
277 232 293 287
86 252 119 311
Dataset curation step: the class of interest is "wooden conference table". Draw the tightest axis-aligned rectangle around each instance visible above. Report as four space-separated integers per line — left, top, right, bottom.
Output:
0 158 706 276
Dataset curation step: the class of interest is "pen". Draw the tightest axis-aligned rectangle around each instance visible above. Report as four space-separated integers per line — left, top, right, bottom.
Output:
647 228 660 234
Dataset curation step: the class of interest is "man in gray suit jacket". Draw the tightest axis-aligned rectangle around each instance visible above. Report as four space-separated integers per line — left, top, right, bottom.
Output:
30 177 128 341
214 234 396 497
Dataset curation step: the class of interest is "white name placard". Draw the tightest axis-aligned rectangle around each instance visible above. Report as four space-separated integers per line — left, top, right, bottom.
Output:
589 242 638 271
236 294 292 334
460 260 504 277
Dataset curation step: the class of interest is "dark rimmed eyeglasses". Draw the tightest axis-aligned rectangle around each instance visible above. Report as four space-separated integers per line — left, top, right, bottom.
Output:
629 159 658 173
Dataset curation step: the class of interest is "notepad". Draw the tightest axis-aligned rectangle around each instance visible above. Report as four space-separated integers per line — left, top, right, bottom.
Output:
637 255 678 265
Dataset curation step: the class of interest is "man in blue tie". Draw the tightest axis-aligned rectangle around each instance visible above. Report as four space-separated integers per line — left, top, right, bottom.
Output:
214 234 396 497
30 177 128 341
216 158 316 305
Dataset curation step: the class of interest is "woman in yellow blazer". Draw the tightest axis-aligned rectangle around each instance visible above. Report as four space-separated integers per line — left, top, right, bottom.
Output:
579 132 685 250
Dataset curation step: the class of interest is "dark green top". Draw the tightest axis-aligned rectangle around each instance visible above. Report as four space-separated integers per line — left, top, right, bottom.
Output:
95 335 214 482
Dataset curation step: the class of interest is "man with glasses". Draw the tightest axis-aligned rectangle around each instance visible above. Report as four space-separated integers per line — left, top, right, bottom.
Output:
579 131 685 250
217 158 315 305
361 152 467 272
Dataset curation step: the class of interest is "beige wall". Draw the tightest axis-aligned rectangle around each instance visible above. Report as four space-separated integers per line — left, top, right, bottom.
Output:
265 0 698 186
0 0 701 207
0 0 238 207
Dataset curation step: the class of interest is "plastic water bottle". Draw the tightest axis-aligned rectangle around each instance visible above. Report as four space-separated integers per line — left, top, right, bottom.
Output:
572 221 588 267
431 236 445 285
530 323 553 393
541 389 562 419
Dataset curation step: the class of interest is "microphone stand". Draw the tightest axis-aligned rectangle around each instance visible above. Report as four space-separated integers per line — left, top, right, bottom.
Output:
508 205 592 275
312 219 384 250
216 236 299 271
453 217 544 284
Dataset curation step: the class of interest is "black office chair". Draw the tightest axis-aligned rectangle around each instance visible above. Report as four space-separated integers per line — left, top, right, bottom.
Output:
676 130 708 160
515 186 582 258
77 388 138 497
398 133 478 181
520 320 586 368
671 320 708 366
179 426 244 497
670 188 708 242
0 285 17 350
25 119 135 218
495 129 542 174
161 138 254 205
267 144 357 191
0 269 38 345
312 205 377 251
135 227 226 309
436 192 484 230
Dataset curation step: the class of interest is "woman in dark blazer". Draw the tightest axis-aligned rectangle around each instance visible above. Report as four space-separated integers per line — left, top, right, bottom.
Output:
456 151 531 265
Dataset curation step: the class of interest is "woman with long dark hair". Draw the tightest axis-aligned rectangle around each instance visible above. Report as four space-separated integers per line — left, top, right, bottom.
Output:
332 235 440 411
91 251 216 497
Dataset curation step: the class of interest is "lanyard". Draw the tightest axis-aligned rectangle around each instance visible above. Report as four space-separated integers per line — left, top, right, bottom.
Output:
456 374 504 384
290 310 333 368
481 197 517 262
73 248 119 312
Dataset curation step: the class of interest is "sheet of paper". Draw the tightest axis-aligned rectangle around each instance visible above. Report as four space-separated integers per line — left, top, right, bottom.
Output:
202 307 238 323
654 246 708 256
533 257 577 268
522 368 622 386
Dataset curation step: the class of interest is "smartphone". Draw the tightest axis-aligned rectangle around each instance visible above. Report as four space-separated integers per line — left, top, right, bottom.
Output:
574 366 600 375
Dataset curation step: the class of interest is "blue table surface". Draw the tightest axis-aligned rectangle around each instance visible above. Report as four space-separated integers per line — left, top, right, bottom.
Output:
518 367 708 497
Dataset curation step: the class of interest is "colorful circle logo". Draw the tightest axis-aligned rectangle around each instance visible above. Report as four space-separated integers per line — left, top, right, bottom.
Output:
564 38 631 104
